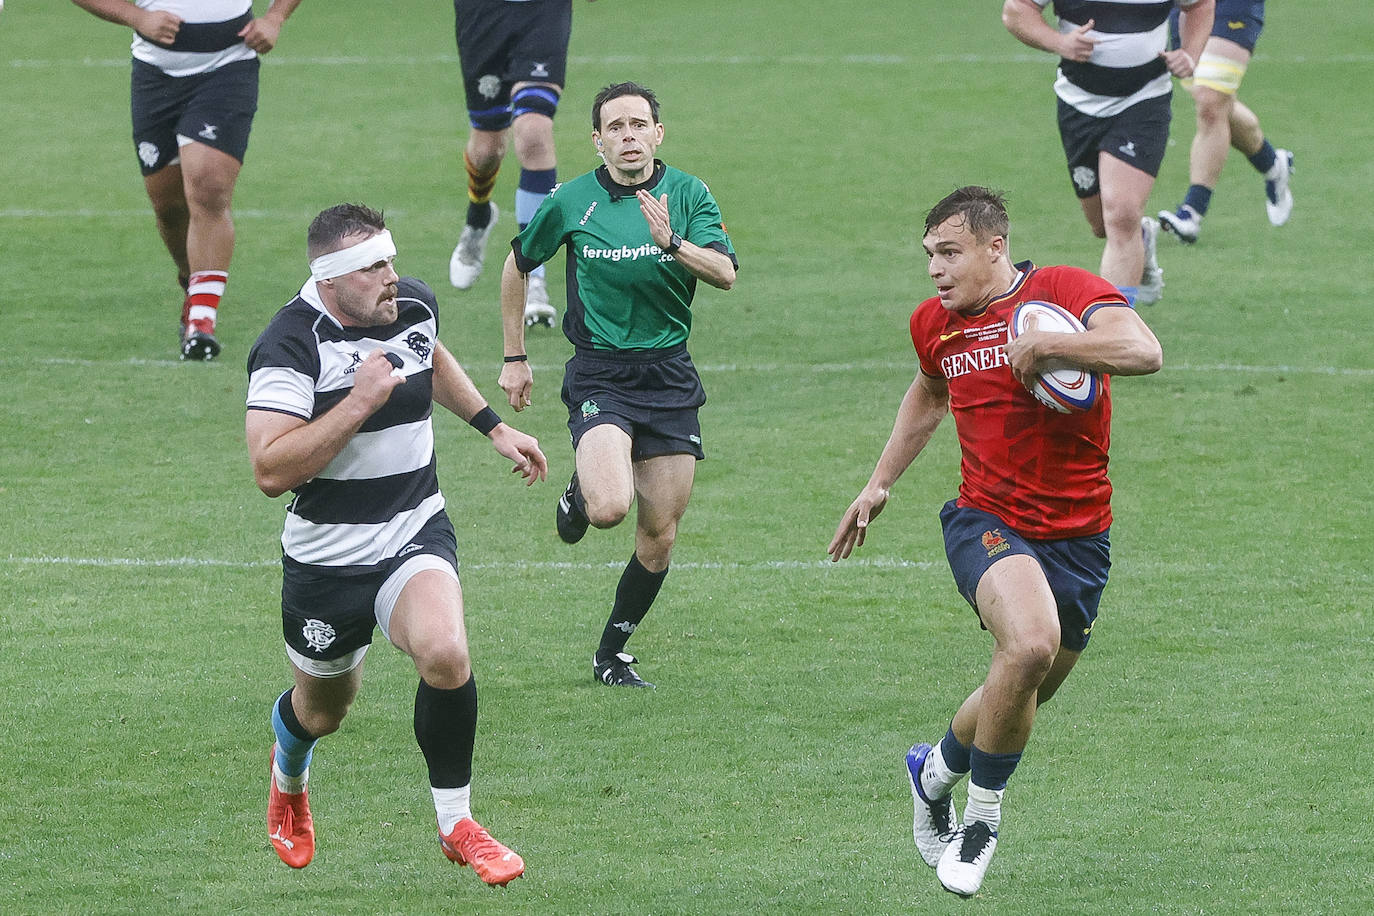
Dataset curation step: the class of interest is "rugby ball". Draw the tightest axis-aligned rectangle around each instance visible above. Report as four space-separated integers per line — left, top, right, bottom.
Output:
1008 300 1100 413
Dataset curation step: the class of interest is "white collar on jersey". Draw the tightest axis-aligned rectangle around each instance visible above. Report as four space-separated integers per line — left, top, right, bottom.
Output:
297 277 344 329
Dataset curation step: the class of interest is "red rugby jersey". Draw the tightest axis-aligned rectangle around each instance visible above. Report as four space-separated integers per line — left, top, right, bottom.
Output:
909 262 1129 538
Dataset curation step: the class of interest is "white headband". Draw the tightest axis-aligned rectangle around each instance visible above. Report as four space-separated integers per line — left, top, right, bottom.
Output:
309 230 396 282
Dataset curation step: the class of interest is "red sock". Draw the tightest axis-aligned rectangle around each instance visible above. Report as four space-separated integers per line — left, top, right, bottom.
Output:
186 270 228 331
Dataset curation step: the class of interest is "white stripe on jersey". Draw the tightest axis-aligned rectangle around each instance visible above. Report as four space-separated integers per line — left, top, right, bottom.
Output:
136 0 249 16
282 492 447 568
324 420 435 482
246 365 316 419
1040 0 1197 116
1054 69 1172 118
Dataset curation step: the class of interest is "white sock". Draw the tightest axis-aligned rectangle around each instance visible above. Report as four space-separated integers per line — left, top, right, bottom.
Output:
432 784 472 835
273 761 308 795
965 782 1005 831
921 742 966 801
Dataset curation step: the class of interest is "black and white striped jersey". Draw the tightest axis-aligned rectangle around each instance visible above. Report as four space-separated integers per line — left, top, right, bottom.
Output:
131 0 258 77
247 277 447 574
1039 0 1204 116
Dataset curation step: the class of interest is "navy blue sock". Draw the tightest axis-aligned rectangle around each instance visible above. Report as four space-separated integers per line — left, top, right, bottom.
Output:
969 744 1023 792
597 554 668 662
939 726 972 774
1182 184 1213 217
1247 140 1277 175
413 676 477 789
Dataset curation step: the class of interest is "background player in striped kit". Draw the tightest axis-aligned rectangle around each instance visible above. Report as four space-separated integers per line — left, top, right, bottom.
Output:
448 0 598 328
246 203 546 884
1002 0 1214 305
72 0 303 359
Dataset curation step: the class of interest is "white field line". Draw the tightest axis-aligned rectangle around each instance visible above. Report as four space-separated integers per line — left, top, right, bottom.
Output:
5 356 1372 377
9 52 1371 69
0 208 286 219
3 554 936 572
0 208 396 219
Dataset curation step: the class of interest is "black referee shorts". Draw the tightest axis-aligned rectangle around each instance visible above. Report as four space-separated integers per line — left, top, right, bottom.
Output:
561 345 706 461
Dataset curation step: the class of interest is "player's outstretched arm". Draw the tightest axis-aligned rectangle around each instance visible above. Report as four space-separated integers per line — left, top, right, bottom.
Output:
432 340 547 484
828 373 949 562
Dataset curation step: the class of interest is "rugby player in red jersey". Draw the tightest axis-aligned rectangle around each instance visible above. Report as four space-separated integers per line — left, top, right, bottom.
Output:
828 186 1161 896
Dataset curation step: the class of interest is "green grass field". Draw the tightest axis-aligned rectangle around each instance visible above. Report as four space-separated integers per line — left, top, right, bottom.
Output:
2 1 1371 912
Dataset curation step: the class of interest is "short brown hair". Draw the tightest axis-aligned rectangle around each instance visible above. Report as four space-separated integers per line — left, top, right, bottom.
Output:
923 186 1010 241
592 81 660 130
307 203 386 260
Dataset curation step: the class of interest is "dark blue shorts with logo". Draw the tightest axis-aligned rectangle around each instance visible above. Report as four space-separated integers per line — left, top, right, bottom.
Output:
939 500 1111 652
561 344 705 461
1057 92 1172 198
454 0 572 128
279 510 458 663
130 57 259 176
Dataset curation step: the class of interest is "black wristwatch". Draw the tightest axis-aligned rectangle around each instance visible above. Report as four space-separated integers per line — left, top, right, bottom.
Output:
663 232 683 254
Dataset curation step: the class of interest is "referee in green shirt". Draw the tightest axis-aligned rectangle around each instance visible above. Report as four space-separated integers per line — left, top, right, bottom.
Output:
498 82 737 688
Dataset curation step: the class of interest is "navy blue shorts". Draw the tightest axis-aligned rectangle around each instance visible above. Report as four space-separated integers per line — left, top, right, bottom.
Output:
561 346 706 461
280 511 458 663
130 57 259 175
1171 2 1265 53
939 500 1111 652
1057 92 1172 197
454 0 572 130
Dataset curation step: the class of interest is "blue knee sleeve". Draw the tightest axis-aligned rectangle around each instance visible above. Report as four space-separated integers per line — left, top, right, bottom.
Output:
511 85 559 120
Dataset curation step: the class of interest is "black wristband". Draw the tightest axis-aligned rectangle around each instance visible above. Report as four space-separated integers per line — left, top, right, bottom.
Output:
663 231 683 254
468 406 502 436
503 354 528 363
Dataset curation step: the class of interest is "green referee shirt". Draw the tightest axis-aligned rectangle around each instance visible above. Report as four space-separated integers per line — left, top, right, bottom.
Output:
512 160 737 352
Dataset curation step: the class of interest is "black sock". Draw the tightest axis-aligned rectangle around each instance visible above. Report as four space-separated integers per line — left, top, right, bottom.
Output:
413 675 477 789
597 554 668 663
466 201 492 230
